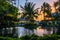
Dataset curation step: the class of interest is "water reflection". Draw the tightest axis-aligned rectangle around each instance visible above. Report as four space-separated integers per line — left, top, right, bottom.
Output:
17 26 53 37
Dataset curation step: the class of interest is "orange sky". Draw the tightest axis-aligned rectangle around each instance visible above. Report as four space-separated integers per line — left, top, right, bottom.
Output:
35 7 55 21
18 6 55 21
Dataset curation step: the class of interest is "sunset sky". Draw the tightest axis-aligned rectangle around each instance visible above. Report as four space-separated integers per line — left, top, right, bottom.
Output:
17 0 59 36
17 0 58 8
17 0 58 21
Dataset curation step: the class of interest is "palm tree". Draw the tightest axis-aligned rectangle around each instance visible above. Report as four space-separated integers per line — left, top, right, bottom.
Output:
51 1 60 34
40 2 53 34
20 0 39 35
40 2 45 20
20 1 38 22
40 2 51 20
54 2 59 11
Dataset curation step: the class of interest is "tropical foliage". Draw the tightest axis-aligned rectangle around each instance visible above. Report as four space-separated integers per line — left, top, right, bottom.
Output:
20 1 38 22
0 0 18 37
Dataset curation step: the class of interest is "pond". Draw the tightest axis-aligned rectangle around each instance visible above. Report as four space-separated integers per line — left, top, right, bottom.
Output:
17 26 54 38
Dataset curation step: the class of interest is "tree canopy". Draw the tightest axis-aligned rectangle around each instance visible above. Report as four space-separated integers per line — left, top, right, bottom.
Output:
0 0 18 28
20 1 39 30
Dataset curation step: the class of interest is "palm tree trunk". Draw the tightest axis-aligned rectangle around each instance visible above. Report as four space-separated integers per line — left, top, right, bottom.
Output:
55 7 56 12
44 13 45 20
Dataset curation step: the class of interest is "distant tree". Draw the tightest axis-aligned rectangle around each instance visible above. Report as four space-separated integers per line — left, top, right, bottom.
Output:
40 2 60 34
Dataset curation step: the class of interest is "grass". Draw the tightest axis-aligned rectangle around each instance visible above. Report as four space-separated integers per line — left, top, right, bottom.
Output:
0 34 60 40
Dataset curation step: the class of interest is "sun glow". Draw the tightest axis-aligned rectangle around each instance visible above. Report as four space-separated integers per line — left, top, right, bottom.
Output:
35 7 55 21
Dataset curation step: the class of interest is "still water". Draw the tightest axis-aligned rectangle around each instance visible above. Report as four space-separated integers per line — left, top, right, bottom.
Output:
17 27 53 38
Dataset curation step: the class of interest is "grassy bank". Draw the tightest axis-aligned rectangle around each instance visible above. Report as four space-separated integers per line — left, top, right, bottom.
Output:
0 34 60 40
0 36 20 40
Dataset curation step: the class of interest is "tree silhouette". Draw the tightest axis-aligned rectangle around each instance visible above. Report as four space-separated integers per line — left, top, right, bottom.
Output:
20 1 38 22
20 0 39 34
41 2 51 20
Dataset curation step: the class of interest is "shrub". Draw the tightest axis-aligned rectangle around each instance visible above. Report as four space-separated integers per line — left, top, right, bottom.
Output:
20 34 60 40
20 35 31 40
